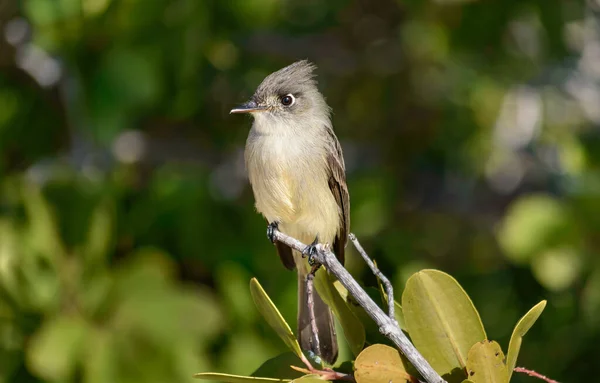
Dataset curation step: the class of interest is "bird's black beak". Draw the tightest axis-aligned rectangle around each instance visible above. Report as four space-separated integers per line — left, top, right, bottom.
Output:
230 100 265 114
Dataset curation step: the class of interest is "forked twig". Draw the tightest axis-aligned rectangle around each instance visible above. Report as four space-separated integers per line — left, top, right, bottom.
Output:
349 233 396 324
271 229 446 383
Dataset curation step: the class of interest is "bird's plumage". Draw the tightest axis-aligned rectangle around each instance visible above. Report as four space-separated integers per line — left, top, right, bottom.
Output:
326 130 350 265
238 60 349 365
252 61 319 105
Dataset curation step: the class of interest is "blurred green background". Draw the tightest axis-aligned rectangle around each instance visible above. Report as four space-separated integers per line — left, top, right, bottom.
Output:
0 0 596 382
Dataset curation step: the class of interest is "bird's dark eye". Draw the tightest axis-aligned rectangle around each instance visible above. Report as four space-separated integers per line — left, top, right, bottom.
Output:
280 94 295 106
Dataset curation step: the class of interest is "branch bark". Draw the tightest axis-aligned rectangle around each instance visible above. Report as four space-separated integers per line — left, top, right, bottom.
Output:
271 229 446 383
349 234 397 325
514 367 560 383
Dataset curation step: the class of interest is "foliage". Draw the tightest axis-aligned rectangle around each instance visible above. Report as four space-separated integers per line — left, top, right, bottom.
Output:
0 0 597 382
195 270 545 383
0 178 223 383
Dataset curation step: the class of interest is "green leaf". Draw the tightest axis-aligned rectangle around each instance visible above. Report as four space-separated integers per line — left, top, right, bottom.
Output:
506 300 546 381
0 220 23 304
194 373 291 383
22 183 65 262
249 278 304 359
313 270 365 356
466 341 508 383
251 353 305 380
27 315 89 381
83 329 116 383
84 199 114 265
497 195 574 264
402 269 486 379
194 373 320 383
354 344 412 383
82 0 112 17
292 376 324 382
338 285 391 346
531 248 581 291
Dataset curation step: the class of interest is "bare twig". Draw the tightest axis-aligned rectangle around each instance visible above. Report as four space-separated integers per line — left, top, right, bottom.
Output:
272 229 446 383
305 270 321 358
514 367 560 383
290 365 354 381
349 233 397 325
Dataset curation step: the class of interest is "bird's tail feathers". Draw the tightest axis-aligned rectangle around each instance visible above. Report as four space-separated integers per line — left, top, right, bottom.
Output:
297 269 338 365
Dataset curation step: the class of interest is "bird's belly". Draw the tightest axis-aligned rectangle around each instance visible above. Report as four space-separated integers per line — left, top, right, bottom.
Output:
246 139 340 245
285 187 340 247
250 165 297 223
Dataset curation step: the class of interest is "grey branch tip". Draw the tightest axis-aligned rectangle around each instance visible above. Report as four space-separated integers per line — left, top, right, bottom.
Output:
270 228 446 383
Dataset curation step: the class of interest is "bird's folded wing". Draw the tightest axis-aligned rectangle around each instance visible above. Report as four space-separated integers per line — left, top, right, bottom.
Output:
326 132 350 266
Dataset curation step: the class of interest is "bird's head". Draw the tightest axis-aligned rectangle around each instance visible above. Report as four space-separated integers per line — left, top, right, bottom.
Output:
231 60 330 126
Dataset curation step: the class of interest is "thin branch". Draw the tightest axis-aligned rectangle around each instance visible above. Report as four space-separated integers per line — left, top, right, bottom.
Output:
290 365 354 381
349 233 397 325
271 229 446 383
514 367 560 383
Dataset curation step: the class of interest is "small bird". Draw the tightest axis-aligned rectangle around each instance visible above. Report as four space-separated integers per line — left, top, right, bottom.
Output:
231 60 349 364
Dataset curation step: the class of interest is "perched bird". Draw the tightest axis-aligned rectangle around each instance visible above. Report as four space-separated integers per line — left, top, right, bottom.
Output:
231 60 350 364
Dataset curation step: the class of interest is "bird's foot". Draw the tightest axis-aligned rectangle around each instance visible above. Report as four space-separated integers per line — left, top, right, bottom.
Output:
267 221 279 243
302 236 319 266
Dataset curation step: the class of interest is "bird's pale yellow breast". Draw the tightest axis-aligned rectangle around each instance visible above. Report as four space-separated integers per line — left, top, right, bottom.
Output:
246 132 340 247
246 133 299 223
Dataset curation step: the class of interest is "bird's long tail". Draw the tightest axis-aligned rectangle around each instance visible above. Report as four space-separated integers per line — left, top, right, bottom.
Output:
297 268 338 365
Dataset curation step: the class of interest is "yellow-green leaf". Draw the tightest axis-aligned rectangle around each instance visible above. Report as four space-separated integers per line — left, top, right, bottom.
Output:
84 199 114 265
249 278 303 359
0 220 23 304
354 344 412 383
466 341 508 383
506 300 546 381
292 375 324 382
22 183 65 262
402 269 486 377
194 372 290 383
83 329 116 383
27 315 89 381
497 195 573 264
314 270 365 356
335 284 390 346
252 353 305 379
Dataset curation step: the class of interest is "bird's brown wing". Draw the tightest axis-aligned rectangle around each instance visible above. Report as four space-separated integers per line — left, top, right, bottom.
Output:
275 240 296 270
265 219 296 270
326 130 350 265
